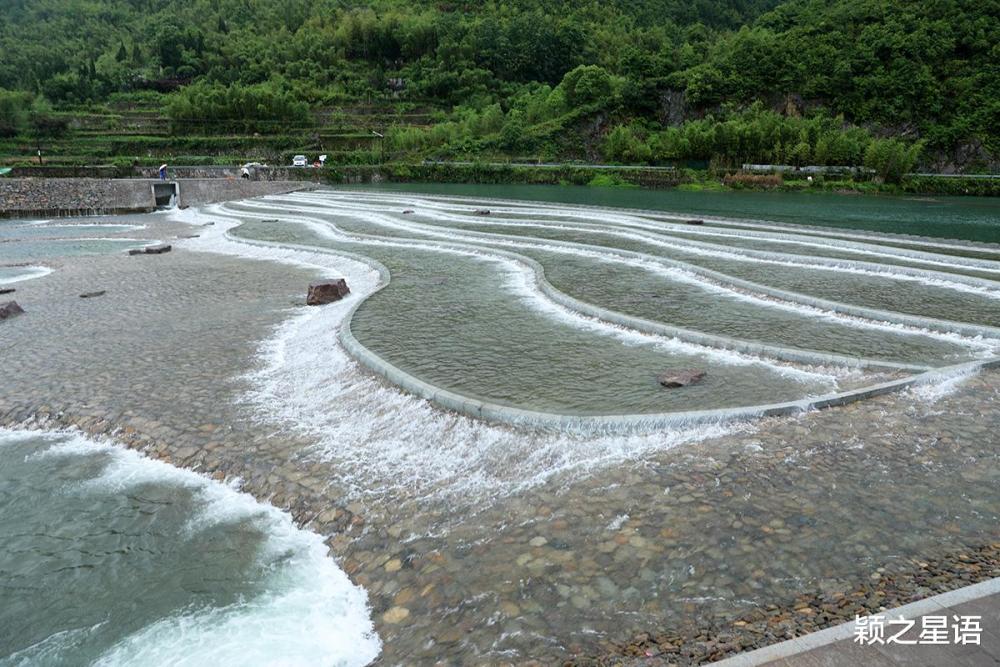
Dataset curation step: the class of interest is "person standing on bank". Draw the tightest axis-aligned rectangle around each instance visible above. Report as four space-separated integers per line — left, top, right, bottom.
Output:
158 163 168 181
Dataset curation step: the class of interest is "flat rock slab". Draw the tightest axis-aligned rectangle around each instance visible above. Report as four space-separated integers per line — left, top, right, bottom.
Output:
129 243 172 256
658 368 706 388
79 290 106 299
307 279 351 306
0 301 24 319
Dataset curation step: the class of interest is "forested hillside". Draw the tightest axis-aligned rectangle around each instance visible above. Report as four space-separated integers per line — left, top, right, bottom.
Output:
0 0 996 174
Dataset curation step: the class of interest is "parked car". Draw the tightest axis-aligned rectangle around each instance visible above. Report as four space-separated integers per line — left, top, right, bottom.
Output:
292 155 308 167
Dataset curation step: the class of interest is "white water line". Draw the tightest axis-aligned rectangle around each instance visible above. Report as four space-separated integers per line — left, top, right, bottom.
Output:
289 192 1000 285
232 198 999 354
167 205 757 504
166 203 1000 507
316 189 1000 258
293 197 1000 339
295 196 1000 298
0 265 53 284
212 205 850 382
218 203 936 371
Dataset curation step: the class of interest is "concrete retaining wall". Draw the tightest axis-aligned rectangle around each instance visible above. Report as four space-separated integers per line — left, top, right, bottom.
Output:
175 179 309 207
0 178 310 219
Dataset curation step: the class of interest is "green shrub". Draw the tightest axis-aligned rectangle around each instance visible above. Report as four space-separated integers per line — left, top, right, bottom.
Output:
603 125 652 163
587 173 637 188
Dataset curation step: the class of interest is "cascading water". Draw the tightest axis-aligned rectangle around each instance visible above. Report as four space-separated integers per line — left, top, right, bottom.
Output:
158 191 1000 502
5 191 999 665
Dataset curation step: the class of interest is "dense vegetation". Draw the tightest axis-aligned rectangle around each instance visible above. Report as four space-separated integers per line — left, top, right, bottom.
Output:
0 0 996 178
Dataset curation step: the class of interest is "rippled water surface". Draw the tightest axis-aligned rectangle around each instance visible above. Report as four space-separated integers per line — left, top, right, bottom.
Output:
0 429 379 667
217 189 1000 422
2 189 999 666
341 183 1000 243
0 238 146 260
0 222 140 240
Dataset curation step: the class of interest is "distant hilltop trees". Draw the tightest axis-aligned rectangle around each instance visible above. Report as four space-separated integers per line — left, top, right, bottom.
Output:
0 0 994 172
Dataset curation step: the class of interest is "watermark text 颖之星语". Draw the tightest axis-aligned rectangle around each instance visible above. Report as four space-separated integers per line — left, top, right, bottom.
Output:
854 614 982 645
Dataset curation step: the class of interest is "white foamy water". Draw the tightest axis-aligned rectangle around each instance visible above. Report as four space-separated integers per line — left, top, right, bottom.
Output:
212 202 858 377
172 205 748 505
292 194 1000 297
498 259 842 386
0 265 52 284
249 290 744 502
908 366 980 404
1 428 381 667
173 194 1000 512
229 198 1000 356
289 189 1000 273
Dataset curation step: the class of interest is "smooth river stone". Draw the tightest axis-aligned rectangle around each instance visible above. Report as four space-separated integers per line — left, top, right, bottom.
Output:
0 301 24 319
657 368 707 388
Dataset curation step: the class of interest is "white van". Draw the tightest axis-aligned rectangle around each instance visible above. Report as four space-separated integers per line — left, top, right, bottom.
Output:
292 155 308 167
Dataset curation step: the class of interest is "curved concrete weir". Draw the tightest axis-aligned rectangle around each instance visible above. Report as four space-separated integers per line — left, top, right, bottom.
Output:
229 201 994 367
205 190 1000 433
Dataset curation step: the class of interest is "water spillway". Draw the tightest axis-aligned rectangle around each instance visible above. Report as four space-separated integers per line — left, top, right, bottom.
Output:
207 190 1000 430
152 182 179 209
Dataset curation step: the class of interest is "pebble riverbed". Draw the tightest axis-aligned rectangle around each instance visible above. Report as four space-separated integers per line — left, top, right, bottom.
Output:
1 211 998 665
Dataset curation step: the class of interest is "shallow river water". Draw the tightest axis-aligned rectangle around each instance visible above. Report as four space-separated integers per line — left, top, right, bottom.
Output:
1 186 998 665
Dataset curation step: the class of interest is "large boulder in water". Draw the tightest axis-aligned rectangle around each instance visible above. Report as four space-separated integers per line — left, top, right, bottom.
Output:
0 301 24 320
658 368 706 388
307 279 351 305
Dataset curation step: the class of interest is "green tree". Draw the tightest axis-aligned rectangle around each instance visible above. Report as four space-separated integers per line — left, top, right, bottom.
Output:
499 112 526 151
604 125 653 163
864 138 924 183
789 141 811 166
0 89 30 137
559 65 614 107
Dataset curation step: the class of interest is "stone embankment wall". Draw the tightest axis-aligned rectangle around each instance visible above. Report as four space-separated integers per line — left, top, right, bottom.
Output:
133 166 300 180
174 178 309 206
0 178 310 218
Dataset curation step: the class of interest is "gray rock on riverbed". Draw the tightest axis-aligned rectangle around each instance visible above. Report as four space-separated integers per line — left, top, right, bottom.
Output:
658 369 706 387
128 243 172 256
307 279 351 305
0 301 24 320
